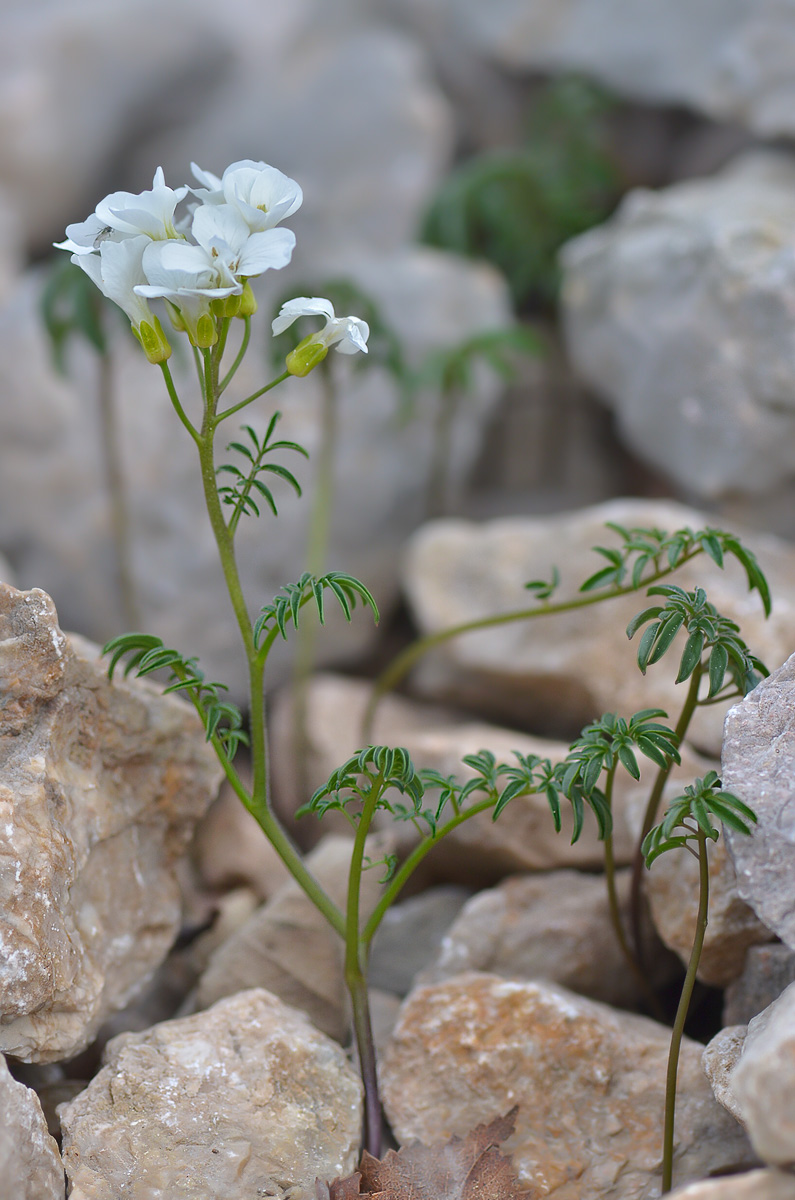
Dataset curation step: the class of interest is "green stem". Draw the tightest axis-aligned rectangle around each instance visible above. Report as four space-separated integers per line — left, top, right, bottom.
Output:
661 828 709 1194
361 553 704 742
219 316 251 395
345 771 385 1156
603 768 666 1022
159 361 200 444
216 370 290 423
629 667 703 960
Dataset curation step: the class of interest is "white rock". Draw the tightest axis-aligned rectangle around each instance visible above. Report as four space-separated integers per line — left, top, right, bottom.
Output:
59 988 362 1199
401 498 794 755
667 1170 795 1199
729 980 795 1165
723 650 795 952
702 1024 747 1125
0 1054 64 1200
0 583 222 1062
561 153 795 499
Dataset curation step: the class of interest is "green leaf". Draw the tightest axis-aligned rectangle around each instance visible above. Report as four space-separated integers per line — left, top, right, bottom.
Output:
677 629 705 683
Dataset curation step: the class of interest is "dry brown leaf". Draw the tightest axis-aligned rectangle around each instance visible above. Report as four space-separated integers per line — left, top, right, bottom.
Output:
323 1109 532 1200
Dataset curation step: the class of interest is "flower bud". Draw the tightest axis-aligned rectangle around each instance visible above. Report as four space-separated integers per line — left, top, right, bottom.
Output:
192 312 218 348
286 334 328 377
237 280 258 317
133 315 171 364
211 294 241 319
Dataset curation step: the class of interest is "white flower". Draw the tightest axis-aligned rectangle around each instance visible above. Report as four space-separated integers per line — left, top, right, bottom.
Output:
71 235 171 362
190 159 302 233
134 239 240 348
55 167 187 254
191 203 295 282
272 296 369 355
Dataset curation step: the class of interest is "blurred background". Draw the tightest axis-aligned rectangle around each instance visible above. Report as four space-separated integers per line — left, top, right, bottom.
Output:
2 0 795 695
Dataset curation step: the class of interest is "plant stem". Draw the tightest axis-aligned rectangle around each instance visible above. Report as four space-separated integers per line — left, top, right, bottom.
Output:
361 552 704 741
216 370 290 422
629 667 702 961
219 316 251 395
602 768 666 1022
661 827 709 1194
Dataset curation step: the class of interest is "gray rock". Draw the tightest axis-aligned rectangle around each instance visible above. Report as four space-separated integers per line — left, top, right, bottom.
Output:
561 153 795 500
0 1054 65 1200
402 498 793 755
195 835 392 1040
0 583 222 1063
646 837 772 987
419 869 675 1007
387 0 795 139
368 885 471 995
724 943 795 1026
59 988 362 1199
702 1024 748 1125
2 247 509 699
192 781 293 902
381 972 754 1198
729 981 795 1165
271 673 711 881
667 1170 795 1199
723 650 795 952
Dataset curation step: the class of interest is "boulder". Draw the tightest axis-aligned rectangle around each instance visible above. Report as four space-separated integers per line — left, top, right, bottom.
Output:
723 651 795 951
724 943 795 1026
725 981 795 1165
401 498 793 754
59 988 362 1199
667 1170 795 1199
381 972 754 1197
368 885 471 996
0 1054 65 1200
0 583 222 1062
561 153 795 499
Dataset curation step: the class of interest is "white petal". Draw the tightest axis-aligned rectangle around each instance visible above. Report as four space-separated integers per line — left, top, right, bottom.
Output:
271 295 335 336
237 228 295 277
191 203 250 258
95 236 153 327
334 317 370 354
55 213 111 254
191 162 223 191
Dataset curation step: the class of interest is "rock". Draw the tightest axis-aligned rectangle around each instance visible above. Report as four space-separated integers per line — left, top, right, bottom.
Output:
401 497 795 755
702 1025 748 1125
368 885 471 995
2 246 509 699
726 981 795 1165
192 781 293 902
59 988 362 1199
667 1170 795 1199
0 583 222 1063
271 673 711 881
418 869 676 1008
381 973 754 1197
387 0 795 139
646 837 772 987
723 650 795 952
724 943 795 1026
561 153 795 500
195 835 392 1040
0 1054 65 1200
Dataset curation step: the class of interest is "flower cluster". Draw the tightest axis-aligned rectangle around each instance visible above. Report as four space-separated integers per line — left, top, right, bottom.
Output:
56 160 369 370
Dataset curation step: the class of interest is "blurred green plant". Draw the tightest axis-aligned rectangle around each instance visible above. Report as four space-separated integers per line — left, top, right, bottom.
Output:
421 76 622 308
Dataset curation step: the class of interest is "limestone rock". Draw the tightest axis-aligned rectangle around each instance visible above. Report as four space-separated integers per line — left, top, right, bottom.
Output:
724 944 795 1026
59 988 362 1200
646 837 772 987
2 247 509 699
0 583 222 1062
401 498 795 755
381 973 753 1197
667 1170 795 1199
192 781 292 902
195 835 391 1040
368 885 471 996
271 673 711 881
386 0 795 139
419 869 675 1008
0 1054 65 1200
702 1025 747 1125
561 153 795 499
723 651 795 952
728 981 795 1165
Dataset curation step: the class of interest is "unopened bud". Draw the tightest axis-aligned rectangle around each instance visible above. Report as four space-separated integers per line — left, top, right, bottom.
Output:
192 312 218 349
237 280 258 317
286 334 328 377
133 315 171 364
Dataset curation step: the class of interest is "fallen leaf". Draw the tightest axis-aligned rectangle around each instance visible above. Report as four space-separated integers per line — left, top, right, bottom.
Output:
322 1109 532 1199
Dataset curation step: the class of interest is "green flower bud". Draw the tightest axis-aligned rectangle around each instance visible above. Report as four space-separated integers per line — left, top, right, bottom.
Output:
286 334 328 377
165 301 186 332
211 294 241 319
237 280 258 317
133 315 171 364
192 312 218 349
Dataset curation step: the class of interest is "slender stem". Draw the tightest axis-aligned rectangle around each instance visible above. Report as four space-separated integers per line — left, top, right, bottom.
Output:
661 828 710 1194
215 370 290 423
292 361 336 803
345 772 385 1156
630 667 703 960
219 316 251 394
361 552 704 741
97 347 140 631
159 362 200 444
602 767 666 1022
